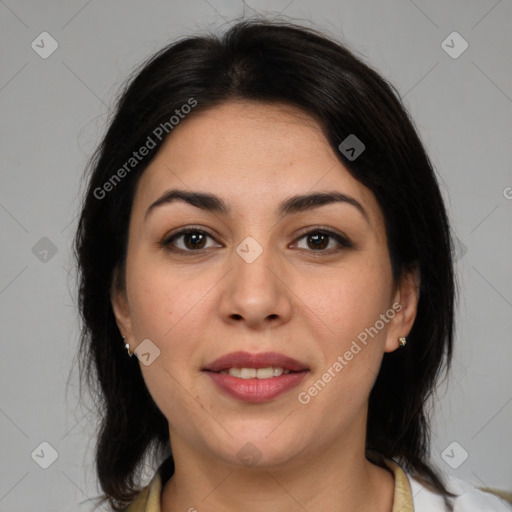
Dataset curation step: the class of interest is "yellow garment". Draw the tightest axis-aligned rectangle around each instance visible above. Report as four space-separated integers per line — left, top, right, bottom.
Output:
124 456 414 512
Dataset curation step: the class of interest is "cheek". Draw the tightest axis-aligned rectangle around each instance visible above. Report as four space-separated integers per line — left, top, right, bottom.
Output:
301 261 391 338
126 266 210 428
138 361 212 450
296 260 392 407
126 256 208 343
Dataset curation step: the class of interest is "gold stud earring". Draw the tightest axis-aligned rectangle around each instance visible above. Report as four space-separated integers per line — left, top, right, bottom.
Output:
399 337 407 347
123 336 133 357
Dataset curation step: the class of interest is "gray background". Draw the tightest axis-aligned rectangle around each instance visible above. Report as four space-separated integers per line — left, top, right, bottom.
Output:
1 0 511 510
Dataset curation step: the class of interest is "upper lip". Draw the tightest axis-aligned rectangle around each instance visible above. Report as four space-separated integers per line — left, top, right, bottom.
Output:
203 351 309 372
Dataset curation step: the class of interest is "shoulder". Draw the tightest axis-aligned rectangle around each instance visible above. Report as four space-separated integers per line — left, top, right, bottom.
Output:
123 484 152 512
123 456 174 512
407 472 512 512
123 473 162 512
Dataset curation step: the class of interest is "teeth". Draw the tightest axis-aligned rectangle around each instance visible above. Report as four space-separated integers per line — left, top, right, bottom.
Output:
240 367 256 378
219 367 291 379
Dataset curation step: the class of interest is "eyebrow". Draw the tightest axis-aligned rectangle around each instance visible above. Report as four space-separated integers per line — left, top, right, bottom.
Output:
145 188 369 223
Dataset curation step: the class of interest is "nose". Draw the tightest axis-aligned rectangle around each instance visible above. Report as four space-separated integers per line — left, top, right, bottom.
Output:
217 241 293 330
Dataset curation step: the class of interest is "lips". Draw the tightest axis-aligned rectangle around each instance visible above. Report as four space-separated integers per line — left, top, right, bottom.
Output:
202 351 309 373
202 351 309 403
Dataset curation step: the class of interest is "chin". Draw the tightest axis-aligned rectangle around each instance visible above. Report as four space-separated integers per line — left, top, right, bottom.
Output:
209 422 306 469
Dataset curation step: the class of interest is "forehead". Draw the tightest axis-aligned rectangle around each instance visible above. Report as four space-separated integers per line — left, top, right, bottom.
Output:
150 101 336 180
133 100 383 231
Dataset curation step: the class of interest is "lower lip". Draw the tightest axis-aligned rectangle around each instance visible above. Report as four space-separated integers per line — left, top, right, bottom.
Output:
204 371 308 403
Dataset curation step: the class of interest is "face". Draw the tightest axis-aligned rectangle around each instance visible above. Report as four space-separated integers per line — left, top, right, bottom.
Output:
112 100 419 470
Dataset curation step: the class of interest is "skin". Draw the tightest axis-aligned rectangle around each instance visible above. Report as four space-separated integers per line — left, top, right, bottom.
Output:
111 100 420 512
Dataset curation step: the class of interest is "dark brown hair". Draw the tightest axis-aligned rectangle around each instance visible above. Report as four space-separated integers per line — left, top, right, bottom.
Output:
73 18 457 511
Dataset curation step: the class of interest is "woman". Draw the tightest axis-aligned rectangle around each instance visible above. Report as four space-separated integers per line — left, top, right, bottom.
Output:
74 19 512 512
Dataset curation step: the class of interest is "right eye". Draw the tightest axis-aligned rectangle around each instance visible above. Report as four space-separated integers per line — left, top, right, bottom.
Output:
161 228 222 253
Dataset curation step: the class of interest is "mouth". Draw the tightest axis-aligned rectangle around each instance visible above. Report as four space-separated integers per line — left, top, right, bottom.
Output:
202 351 309 403
217 367 293 378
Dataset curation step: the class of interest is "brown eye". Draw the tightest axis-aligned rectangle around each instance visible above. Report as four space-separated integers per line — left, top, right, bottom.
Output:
182 232 207 250
306 233 329 250
295 230 351 252
162 229 221 253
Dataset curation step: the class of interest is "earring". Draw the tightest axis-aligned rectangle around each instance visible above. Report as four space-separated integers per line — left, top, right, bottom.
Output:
123 336 133 357
399 337 407 347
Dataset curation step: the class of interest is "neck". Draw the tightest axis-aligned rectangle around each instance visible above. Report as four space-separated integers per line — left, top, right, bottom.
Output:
161 422 395 512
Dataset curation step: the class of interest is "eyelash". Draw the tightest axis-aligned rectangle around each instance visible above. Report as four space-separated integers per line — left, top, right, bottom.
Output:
160 226 352 256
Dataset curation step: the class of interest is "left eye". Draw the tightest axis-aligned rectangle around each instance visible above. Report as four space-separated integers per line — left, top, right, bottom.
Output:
294 230 351 251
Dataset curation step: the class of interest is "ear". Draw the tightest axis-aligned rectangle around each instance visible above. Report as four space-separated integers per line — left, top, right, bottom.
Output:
110 266 134 343
384 263 421 353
